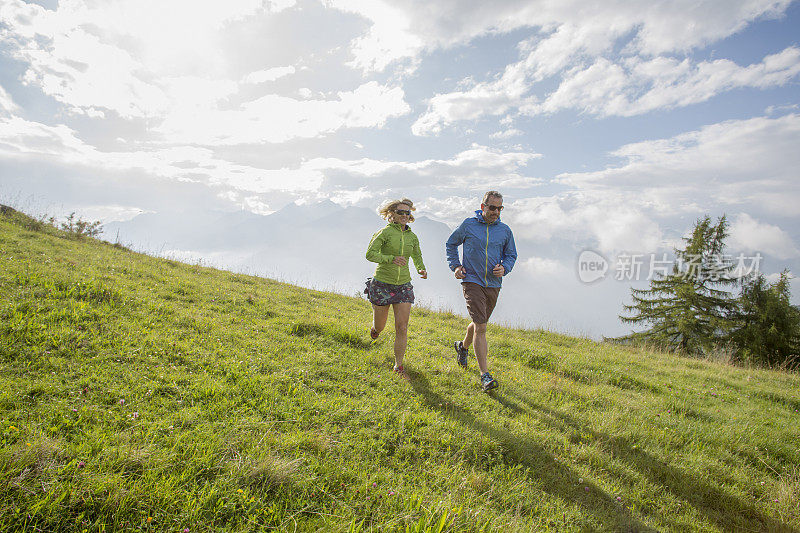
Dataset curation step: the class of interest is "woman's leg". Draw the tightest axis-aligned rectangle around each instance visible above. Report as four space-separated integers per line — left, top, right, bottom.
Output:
372 304 390 336
391 302 412 368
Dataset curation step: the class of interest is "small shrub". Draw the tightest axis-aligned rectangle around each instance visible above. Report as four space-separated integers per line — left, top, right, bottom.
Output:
60 212 103 238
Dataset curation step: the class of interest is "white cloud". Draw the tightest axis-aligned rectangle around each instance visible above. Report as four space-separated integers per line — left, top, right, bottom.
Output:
0 115 322 192
0 86 19 114
401 0 798 133
328 0 424 72
729 213 799 259
75 204 146 223
489 128 524 139
329 0 792 74
305 143 542 196
556 113 800 216
0 112 539 200
518 256 565 277
155 81 411 144
415 45 800 133
506 193 664 254
0 0 295 118
529 47 800 117
242 66 296 84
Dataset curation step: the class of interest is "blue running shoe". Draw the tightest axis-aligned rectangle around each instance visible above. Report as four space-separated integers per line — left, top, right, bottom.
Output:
454 341 469 368
481 372 498 392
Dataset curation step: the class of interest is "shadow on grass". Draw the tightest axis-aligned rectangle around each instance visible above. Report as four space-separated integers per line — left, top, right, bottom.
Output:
289 322 372 350
509 392 797 533
404 369 657 532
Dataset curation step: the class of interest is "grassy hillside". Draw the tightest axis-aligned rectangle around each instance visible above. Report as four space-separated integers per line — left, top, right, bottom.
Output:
1 208 798 532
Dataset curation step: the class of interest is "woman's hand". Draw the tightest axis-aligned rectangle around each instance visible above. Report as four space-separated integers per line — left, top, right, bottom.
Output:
392 256 407 266
418 269 427 279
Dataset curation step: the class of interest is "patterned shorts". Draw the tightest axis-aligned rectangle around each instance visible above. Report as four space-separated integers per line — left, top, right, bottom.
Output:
364 278 415 306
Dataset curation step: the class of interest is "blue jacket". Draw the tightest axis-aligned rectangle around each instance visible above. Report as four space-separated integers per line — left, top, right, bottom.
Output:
446 211 518 288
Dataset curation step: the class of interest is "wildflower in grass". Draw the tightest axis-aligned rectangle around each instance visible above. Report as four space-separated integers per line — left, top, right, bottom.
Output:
132 412 139 419
9 426 17 431
77 461 86 468
147 517 152 523
237 489 243 493
372 482 377 488
119 399 125 405
616 496 622 502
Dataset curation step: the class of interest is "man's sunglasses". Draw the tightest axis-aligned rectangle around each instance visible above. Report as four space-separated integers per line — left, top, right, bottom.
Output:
485 205 504 212
395 210 412 216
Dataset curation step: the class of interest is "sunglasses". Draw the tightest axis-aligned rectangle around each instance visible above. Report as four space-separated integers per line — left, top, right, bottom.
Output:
485 205 504 212
395 210 411 216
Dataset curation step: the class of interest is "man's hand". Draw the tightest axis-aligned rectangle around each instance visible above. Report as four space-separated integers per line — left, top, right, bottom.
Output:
454 266 466 279
418 269 427 279
492 263 505 277
393 256 407 266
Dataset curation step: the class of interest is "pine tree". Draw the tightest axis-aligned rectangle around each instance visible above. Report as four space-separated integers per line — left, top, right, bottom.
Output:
728 270 800 368
616 215 737 353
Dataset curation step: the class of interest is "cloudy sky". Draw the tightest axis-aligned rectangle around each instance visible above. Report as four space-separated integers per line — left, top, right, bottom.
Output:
1 0 799 336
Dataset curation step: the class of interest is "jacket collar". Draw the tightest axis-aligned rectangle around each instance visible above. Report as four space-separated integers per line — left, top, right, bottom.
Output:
474 210 500 225
389 222 409 231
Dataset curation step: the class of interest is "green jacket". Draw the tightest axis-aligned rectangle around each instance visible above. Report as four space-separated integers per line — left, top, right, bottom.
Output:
366 223 426 285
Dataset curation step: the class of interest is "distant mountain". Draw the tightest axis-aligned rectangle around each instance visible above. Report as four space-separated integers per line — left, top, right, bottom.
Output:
101 201 457 302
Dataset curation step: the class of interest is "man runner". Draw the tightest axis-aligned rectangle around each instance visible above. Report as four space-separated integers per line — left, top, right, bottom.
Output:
446 191 517 391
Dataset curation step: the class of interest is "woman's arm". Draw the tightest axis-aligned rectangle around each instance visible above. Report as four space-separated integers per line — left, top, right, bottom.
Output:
366 228 394 264
411 235 426 273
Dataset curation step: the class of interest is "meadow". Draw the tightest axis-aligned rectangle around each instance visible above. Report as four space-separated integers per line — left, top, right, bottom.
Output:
1 208 798 532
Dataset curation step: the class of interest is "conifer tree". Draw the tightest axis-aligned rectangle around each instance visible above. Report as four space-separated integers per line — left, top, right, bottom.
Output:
728 270 800 367
617 215 737 353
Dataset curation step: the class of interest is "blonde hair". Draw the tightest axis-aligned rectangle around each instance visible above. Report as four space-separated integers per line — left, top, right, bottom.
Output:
379 198 416 223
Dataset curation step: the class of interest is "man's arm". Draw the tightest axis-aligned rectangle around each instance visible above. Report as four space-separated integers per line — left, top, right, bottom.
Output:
501 229 517 274
445 221 467 271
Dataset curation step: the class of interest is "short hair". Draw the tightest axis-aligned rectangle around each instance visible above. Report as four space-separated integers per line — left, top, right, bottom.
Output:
482 191 503 205
379 198 416 223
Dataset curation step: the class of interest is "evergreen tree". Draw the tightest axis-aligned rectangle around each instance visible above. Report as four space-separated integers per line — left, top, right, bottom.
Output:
616 215 737 353
728 270 800 368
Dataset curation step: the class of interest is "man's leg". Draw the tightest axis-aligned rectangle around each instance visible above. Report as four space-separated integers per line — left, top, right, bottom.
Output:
473 322 489 374
392 302 411 368
462 322 475 350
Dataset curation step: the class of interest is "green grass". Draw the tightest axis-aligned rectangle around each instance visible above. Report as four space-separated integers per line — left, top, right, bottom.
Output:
1 208 799 532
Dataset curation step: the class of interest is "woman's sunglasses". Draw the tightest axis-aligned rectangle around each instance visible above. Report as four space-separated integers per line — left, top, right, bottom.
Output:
395 210 411 216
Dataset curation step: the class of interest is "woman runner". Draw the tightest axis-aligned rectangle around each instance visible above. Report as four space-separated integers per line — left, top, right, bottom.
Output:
365 198 427 374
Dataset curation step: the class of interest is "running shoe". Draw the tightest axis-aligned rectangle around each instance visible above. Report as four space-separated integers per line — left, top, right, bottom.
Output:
454 341 469 368
370 327 379 340
393 364 405 374
481 372 498 392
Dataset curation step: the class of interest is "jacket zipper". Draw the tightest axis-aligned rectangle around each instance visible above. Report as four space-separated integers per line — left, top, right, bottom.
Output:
484 224 489 285
398 227 405 284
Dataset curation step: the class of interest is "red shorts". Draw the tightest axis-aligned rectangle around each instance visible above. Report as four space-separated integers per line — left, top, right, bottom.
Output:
462 282 500 324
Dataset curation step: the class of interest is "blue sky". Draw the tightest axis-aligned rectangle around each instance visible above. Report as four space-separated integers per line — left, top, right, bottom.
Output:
1 0 799 336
